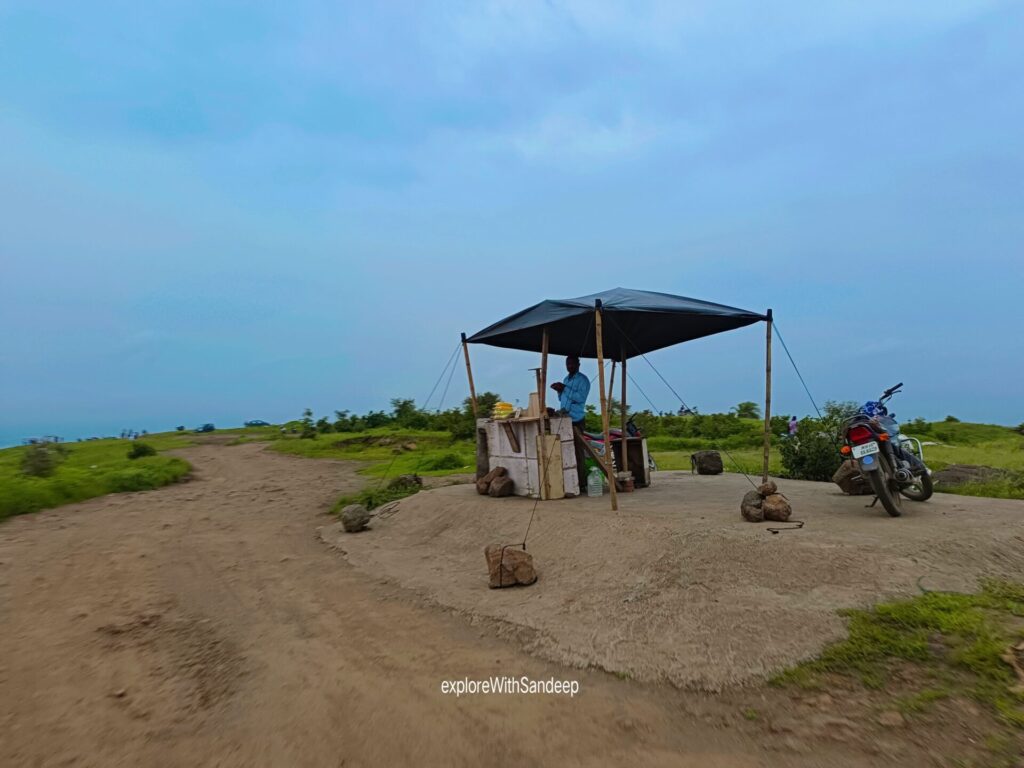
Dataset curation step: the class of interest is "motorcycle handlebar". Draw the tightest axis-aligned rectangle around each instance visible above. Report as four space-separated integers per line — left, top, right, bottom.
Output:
882 382 903 398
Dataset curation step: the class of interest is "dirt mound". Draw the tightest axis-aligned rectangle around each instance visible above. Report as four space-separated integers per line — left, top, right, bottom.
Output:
322 472 1024 690
931 464 1007 486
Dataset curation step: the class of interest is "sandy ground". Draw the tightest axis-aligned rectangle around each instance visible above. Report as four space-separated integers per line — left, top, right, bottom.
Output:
2 441 1021 767
323 471 1024 689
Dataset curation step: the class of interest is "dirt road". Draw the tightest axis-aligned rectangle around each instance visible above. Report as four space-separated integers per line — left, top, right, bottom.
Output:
0 443 988 767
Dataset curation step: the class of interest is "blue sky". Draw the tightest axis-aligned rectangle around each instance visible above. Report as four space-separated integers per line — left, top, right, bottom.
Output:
1 1 1022 444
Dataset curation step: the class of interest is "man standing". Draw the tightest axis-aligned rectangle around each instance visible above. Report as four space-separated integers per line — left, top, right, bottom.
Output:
550 355 591 493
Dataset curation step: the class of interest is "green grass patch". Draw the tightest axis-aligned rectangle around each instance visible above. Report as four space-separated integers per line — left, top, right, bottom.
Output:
331 482 421 513
266 428 475 478
0 433 194 520
771 580 1024 727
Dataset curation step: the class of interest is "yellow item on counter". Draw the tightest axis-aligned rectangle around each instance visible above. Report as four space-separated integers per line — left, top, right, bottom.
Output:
492 402 515 419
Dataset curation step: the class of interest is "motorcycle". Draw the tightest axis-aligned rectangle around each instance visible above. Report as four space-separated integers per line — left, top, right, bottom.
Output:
840 382 933 517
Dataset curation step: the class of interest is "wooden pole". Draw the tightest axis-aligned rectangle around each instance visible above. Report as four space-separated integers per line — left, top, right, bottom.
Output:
762 309 773 484
461 333 478 420
608 360 616 417
595 301 618 511
621 347 628 479
538 328 550 500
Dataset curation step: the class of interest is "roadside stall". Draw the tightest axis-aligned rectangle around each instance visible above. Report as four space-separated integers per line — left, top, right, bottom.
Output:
461 288 772 508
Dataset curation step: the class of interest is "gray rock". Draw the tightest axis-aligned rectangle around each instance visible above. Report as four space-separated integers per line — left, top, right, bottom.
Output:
691 450 724 475
340 503 371 533
741 490 764 522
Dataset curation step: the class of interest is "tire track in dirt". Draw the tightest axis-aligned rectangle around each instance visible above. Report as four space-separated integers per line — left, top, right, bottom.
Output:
0 441 921 767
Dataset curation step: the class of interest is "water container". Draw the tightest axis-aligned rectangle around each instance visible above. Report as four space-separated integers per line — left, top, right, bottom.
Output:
587 467 604 497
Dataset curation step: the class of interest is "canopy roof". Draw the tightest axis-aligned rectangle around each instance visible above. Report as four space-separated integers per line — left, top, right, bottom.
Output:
467 287 766 360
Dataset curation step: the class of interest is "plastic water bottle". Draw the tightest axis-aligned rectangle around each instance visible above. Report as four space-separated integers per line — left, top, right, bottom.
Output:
587 467 604 497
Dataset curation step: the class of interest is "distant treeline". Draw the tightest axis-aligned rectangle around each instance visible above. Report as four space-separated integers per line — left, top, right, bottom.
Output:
291 396 793 445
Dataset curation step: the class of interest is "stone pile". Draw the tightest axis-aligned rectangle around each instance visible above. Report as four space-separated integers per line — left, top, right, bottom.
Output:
740 480 793 523
476 466 514 497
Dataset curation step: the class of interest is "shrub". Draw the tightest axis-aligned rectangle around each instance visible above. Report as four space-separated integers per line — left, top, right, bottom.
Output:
20 443 66 477
778 425 843 481
127 442 157 459
944 415 960 423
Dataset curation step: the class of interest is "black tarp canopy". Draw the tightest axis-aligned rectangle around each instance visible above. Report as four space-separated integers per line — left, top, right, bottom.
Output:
467 287 767 360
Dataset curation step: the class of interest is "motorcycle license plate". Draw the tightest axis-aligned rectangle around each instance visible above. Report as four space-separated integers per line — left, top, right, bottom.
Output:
852 442 879 459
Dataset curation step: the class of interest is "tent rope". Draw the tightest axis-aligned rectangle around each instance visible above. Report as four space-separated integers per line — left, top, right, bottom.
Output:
375 341 461 492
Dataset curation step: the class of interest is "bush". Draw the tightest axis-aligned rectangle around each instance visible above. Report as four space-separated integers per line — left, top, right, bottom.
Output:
945 415 960 423
127 442 157 459
778 401 854 481
20 443 66 477
778 426 843 481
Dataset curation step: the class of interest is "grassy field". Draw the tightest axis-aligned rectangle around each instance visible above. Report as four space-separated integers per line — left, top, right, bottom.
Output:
770 580 1024 762
3 417 1018 520
0 433 193 521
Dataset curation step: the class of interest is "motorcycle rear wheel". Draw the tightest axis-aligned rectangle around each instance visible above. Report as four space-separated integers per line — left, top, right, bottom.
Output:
867 454 903 517
900 472 934 502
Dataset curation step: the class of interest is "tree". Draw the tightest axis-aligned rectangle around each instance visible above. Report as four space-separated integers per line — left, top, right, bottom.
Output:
315 417 333 434
300 408 317 439
733 401 761 419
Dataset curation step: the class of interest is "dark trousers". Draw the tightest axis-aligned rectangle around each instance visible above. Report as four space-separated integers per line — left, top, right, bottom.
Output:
572 419 588 493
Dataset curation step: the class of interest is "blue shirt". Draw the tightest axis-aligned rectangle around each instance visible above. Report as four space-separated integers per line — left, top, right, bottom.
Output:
559 372 590 423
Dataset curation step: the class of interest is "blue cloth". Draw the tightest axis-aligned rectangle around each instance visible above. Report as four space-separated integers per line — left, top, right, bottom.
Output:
559 372 590 422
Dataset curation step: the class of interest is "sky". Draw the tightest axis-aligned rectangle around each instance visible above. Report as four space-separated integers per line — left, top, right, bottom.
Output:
1 1 1022 445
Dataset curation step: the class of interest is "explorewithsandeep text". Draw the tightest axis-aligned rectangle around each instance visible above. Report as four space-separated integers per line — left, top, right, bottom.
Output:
440 676 580 697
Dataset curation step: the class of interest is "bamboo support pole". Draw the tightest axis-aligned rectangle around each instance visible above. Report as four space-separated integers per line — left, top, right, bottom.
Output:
762 309 773 484
461 333 478 420
538 328 550 500
621 348 628 477
595 301 618 511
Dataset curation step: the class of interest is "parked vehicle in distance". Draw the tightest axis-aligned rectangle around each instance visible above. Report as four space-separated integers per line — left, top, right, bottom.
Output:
194 423 216 433
840 382 933 517
244 420 270 427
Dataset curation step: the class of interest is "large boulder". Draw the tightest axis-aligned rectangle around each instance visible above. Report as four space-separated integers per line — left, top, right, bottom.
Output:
762 493 792 522
485 544 537 588
832 460 872 495
488 475 514 497
340 503 371 533
476 466 508 495
691 450 724 475
741 490 764 522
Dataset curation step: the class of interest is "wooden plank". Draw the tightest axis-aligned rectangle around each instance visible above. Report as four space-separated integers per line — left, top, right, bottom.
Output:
573 426 609 480
537 434 564 499
461 333 478 419
501 421 520 454
762 308 773 484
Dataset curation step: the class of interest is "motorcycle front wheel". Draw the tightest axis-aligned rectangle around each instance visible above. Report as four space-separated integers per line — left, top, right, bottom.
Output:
867 454 903 517
900 472 934 502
